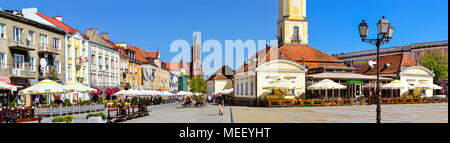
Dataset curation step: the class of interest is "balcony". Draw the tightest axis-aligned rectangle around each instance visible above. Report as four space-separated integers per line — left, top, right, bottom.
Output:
10 68 34 79
8 39 35 51
38 65 59 80
38 44 59 55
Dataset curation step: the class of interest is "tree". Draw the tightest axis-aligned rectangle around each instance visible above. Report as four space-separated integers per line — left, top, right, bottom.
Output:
189 77 206 93
418 50 448 83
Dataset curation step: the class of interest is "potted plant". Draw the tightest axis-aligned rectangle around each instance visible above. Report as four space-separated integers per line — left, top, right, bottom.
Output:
64 99 71 106
52 115 74 123
112 100 119 107
86 112 107 123
103 100 109 108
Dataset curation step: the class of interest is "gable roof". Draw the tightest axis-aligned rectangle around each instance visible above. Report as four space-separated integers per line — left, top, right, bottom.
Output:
355 53 417 75
36 12 79 35
236 45 346 73
127 46 149 63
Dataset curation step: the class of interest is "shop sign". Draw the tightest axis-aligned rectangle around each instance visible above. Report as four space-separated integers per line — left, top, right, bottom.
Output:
346 80 364 84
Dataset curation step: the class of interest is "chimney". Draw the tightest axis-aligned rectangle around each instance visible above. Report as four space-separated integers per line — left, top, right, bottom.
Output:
84 29 98 37
54 16 62 22
100 33 109 40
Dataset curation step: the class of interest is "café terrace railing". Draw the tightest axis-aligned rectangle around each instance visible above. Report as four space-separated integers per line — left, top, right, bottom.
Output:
265 97 448 107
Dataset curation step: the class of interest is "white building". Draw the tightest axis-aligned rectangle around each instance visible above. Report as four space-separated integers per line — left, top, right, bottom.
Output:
84 29 120 90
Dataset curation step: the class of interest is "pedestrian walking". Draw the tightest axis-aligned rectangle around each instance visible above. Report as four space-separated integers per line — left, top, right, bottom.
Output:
213 95 216 104
208 95 212 104
217 94 224 116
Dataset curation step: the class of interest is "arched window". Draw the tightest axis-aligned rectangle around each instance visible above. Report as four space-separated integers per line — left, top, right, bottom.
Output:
293 26 299 40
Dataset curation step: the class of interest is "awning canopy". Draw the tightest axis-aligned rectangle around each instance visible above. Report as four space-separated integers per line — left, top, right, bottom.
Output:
0 82 24 91
65 82 97 93
414 81 443 90
381 80 412 89
307 79 347 90
19 79 74 95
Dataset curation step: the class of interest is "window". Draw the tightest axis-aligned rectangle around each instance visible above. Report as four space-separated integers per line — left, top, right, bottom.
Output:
68 65 72 80
420 89 426 95
245 82 248 95
27 31 34 45
250 81 254 95
67 45 72 59
13 27 23 42
289 89 295 95
0 53 6 69
40 34 48 48
236 83 239 95
92 55 96 65
53 38 60 50
241 82 243 95
0 24 5 39
293 26 299 40
75 48 79 59
82 48 86 58
54 61 59 74
29 57 35 71
13 54 25 70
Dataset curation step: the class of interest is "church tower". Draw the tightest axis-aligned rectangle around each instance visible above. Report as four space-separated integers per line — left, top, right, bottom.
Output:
191 28 203 77
277 0 309 46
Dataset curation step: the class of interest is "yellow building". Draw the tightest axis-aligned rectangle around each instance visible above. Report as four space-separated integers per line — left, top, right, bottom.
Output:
277 0 309 46
116 43 142 89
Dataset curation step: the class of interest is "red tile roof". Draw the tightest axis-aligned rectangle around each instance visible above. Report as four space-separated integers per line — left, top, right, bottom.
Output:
127 46 149 63
36 13 79 35
165 62 190 71
236 45 346 73
145 52 158 59
355 53 417 75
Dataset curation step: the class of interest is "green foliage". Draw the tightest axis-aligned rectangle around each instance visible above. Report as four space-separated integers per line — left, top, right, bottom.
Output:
30 102 36 107
97 98 103 104
131 97 138 106
419 50 448 83
121 101 126 107
79 100 92 105
189 77 207 93
52 115 74 123
49 100 54 106
103 100 109 107
112 100 119 107
11 99 18 108
64 99 71 106
86 112 107 120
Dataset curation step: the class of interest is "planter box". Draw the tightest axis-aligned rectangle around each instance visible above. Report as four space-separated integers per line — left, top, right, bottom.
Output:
88 116 106 123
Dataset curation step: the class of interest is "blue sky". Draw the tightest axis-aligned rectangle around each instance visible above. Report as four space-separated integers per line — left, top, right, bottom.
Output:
1 0 448 74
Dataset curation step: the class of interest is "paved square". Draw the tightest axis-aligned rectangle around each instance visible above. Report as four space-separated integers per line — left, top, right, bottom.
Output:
231 103 448 123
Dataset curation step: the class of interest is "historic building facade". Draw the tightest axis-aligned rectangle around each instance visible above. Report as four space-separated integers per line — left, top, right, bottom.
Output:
206 65 234 95
0 10 66 86
191 30 202 77
21 8 91 85
84 29 120 90
277 0 309 46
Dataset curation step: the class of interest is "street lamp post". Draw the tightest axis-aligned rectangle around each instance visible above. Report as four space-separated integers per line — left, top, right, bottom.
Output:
358 16 395 123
